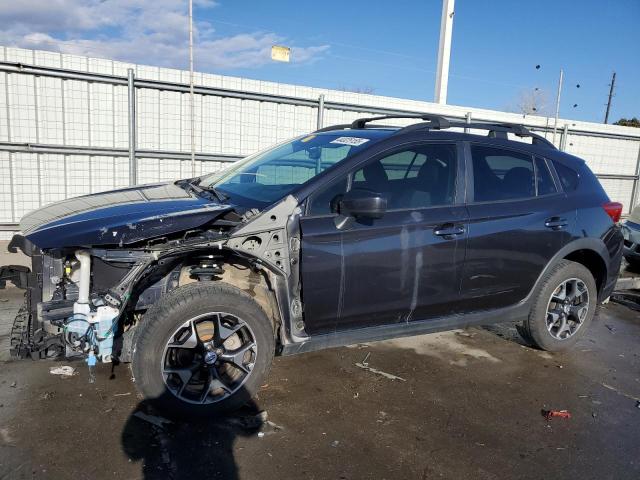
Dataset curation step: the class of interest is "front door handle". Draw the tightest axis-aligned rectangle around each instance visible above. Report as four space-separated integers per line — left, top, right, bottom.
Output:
434 223 465 239
545 217 568 230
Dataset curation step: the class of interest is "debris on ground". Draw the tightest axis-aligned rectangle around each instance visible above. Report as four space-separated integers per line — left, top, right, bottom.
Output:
601 383 640 403
49 366 76 377
265 420 285 431
40 391 55 400
9 381 16 388
113 392 131 397
355 362 406 382
610 292 640 312
0 428 15 446
133 411 173 429
604 324 615 333
331 440 340 447
542 409 572 420
361 352 371 366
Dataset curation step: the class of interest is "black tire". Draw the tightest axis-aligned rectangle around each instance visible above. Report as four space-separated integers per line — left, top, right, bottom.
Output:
521 260 597 351
131 281 275 418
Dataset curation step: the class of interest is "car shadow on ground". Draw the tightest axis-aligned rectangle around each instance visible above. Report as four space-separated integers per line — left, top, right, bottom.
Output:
121 389 265 480
480 321 533 347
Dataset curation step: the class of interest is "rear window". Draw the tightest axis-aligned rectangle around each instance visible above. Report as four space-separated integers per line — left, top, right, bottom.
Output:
471 145 535 201
535 157 558 195
553 161 579 191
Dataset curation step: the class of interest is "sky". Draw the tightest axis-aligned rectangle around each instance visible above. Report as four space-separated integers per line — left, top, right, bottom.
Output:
1 0 638 123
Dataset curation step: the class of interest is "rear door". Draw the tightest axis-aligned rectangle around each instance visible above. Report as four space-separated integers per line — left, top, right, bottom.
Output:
458 143 572 312
299 142 468 334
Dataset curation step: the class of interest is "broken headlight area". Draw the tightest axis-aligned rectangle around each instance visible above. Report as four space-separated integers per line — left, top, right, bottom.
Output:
12 246 154 363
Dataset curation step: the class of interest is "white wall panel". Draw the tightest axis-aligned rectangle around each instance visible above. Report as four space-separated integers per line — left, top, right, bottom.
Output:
159 91 181 151
12 153 40 218
63 80 89 145
37 76 64 144
89 83 114 147
0 151 13 222
8 74 37 142
40 154 67 205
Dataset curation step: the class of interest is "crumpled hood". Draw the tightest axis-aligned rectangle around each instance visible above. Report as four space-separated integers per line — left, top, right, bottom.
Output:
20 182 233 248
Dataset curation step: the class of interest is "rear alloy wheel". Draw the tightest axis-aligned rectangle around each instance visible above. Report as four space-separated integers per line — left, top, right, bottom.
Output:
545 278 590 340
132 282 274 417
522 260 597 351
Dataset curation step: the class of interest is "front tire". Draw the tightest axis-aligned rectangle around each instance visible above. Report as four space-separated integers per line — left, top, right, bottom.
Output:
521 260 597 351
131 282 275 418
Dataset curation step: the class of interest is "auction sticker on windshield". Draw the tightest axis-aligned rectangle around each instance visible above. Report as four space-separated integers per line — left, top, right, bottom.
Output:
330 137 370 146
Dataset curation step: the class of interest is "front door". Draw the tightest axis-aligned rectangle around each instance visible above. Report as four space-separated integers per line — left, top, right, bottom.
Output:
299 142 468 335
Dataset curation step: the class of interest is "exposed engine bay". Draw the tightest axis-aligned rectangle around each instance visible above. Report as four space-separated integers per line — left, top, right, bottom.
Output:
6 194 306 363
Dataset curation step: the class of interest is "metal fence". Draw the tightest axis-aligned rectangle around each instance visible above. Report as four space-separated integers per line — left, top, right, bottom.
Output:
1 46 639 237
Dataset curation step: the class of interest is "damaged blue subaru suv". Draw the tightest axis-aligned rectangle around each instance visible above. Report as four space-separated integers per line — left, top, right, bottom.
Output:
0 115 624 416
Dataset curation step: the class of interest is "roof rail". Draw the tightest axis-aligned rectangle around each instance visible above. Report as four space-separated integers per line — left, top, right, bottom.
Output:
314 123 352 133
350 114 450 130
316 115 556 149
451 122 556 149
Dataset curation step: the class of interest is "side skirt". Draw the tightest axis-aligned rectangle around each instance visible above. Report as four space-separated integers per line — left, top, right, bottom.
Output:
279 301 530 356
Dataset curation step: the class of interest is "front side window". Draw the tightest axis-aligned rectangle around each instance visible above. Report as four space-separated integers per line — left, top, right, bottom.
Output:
308 143 457 214
471 145 535 201
199 133 379 208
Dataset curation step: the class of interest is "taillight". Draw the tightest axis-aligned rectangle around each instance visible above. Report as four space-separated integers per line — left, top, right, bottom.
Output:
602 202 623 223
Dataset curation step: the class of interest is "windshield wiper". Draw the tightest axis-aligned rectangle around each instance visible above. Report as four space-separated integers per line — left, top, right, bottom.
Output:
178 179 229 203
201 185 229 203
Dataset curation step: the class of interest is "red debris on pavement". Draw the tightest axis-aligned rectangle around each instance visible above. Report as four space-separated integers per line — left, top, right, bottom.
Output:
542 409 572 420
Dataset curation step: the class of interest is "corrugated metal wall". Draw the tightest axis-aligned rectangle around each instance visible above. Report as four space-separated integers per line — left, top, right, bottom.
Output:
1 46 639 239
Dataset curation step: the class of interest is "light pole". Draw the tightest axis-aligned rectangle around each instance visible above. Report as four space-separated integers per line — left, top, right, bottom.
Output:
434 0 455 104
552 68 564 145
188 0 196 177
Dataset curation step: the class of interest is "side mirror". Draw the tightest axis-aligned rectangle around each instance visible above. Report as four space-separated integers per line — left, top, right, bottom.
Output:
339 189 387 220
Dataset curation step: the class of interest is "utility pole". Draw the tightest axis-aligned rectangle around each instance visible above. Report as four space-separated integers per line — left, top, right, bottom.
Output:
434 0 455 104
552 68 564 145
604 71 616 124
188 0 196 176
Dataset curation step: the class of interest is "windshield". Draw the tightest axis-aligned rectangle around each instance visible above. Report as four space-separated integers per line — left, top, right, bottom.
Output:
198 133 378 208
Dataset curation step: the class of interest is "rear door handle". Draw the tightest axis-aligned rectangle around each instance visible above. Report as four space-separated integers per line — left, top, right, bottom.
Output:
434 224 465 239
545 217 568 230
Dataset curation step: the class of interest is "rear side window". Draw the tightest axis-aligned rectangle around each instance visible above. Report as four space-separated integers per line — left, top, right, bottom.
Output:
535 157 558 195
471 145 535 201
553 161 579 191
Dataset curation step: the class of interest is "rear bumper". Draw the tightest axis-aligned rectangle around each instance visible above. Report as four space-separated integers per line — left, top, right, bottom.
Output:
622 221 640 261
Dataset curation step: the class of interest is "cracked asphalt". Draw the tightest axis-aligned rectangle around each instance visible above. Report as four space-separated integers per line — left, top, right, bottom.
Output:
1 282 639 479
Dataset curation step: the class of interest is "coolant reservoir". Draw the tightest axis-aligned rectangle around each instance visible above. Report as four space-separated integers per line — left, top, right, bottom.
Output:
90 306 119 363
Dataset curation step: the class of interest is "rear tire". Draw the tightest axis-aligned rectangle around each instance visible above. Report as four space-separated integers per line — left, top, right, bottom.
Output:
131 282 275 418
521 260 597 351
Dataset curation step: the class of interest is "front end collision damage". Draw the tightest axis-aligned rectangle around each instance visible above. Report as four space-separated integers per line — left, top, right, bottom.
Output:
7 195 308 362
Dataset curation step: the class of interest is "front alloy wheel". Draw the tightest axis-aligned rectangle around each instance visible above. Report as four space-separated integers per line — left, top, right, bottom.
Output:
132 282 275 418
162 313 258 405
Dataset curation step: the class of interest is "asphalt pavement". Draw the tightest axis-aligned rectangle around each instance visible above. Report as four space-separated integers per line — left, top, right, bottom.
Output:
1 278 639 479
